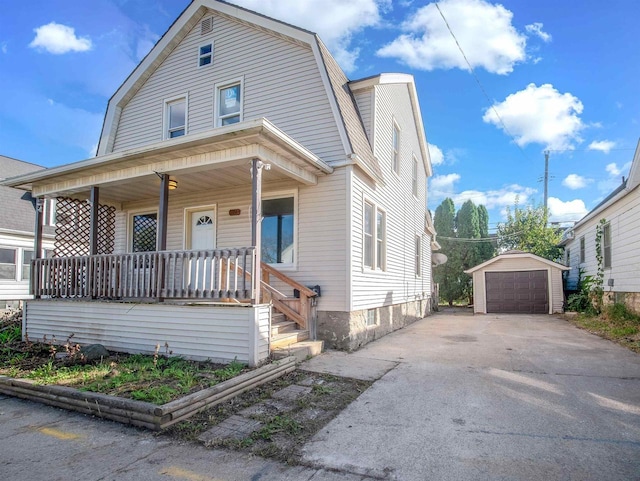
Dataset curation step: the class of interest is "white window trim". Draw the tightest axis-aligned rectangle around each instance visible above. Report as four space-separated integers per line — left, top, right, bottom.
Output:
183 204 218 250
579 236 585 264
365 309 378 328
415 234 422 277
127 209 159 253
163 94 188 140
392 119 401 176
214 77 244 127
603 223 612 269
362 197 386 272
197 41 214 68
262 189 298 271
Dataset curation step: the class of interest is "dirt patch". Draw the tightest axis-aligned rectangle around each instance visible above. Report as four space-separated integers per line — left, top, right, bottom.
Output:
564 312 640 354
162 370 372 465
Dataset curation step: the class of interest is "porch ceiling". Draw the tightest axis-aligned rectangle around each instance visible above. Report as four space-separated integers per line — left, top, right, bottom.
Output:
3 119 333 203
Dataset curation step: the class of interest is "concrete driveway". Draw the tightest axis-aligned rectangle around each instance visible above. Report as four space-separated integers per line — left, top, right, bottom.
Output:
301 311 640 480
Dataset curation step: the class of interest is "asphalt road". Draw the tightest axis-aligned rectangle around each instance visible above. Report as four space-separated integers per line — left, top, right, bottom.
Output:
1 311 639 480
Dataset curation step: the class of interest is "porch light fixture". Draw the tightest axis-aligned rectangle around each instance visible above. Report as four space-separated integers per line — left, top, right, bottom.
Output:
168 178 178 190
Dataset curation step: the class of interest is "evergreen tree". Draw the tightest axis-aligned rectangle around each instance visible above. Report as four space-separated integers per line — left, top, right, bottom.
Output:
433 198 464 305
477 204 495 261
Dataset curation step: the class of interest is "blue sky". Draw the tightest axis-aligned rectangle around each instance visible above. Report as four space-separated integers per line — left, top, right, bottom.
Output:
1 0 638 231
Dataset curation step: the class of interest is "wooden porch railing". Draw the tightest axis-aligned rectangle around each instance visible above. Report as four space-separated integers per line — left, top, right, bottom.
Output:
32 248 256 301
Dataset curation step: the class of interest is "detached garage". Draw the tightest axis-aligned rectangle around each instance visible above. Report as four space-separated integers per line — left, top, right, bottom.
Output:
465 250 569 314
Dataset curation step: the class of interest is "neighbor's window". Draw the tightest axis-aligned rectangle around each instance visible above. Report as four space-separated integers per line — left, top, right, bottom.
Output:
363 201 386 271
0 248 16 280
392 122 400 174
566 248 570 266
22 249 33 280
131 213 158 252
415 235 421 276
262 196 294 265
198 43 213 67
164 97 187 139
579 236 585 264
216 82 242 126
603 223 611 268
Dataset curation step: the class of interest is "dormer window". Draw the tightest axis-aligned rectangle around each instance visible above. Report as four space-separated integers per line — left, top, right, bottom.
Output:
198 43 213 67
164 95 187 139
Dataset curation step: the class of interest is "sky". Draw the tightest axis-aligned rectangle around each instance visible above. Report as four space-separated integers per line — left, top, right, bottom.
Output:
1 0 639 232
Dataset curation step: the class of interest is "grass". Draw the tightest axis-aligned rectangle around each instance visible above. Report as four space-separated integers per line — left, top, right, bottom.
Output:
567 303 640 353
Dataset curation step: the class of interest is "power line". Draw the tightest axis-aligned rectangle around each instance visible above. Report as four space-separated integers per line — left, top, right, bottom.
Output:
434 2 531 163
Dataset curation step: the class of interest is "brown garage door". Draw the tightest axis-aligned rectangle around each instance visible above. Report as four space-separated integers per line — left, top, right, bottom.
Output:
485 270 548 314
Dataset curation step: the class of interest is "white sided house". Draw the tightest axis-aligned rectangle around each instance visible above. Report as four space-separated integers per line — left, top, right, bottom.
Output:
561 140 640 314
2 0 435 364
0 156 55 309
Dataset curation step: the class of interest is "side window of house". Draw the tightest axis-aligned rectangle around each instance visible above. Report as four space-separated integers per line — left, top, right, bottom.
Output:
415 235 421 276
363 201 386 271
164 96 187 139
0 248 16 280
216 81 242 126
131 213 158 252
412 155 418 197
566 248 570 266
579 236 585 264
262 196 294 265
603 223 611 268
392 122 400 174
22 249 33 280
198 42 213 67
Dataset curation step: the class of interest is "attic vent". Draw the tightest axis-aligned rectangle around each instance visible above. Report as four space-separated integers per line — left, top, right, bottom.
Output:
201 17 213 35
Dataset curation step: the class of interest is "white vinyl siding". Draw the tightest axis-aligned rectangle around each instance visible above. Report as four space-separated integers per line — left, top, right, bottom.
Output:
113 171 348 312
350 82 430 311
353 88 374 145
579 236 585 264
392 121 400 174
24 300 271 366
563 187 640 293
111 12 345 165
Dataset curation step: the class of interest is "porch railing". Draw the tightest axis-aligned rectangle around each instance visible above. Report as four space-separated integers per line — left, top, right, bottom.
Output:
32 248 256 301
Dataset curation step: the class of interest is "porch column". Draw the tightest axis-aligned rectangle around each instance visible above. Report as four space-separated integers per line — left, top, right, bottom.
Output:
251 159 263 303
157 174 169 251
89 186 99 256
33 197 44 299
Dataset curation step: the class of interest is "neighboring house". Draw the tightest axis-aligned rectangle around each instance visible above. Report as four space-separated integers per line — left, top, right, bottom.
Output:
561 140 640 313
465 250 569 314
1 0 434 364
0 156 55 309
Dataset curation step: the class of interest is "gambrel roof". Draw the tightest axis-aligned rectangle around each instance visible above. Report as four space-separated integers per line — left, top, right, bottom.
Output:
96 0 383 182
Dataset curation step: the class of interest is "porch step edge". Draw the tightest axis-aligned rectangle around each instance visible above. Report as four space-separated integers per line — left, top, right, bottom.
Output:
271 340 324 362
270 330 309 349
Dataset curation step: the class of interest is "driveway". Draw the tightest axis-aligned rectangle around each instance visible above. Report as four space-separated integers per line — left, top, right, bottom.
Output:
302 311 640 480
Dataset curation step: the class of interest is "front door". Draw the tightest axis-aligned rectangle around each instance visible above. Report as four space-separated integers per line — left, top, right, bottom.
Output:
187 208 216 291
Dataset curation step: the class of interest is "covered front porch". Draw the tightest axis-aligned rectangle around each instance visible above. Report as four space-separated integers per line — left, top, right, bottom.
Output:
14 119 331 365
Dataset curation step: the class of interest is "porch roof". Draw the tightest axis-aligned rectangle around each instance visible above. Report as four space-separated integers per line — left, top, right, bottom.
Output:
2 118 333 203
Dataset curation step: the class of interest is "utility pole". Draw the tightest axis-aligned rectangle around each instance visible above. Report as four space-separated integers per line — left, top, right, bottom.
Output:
543 150 549 215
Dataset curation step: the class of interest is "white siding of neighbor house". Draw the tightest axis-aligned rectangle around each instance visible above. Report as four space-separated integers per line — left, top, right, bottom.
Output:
353 88 374 145
112 169 348 312
0 233 54 302
471 257 565 314
350 83 430 311
111 11 345 165
24 300 270 366
564 186 640 293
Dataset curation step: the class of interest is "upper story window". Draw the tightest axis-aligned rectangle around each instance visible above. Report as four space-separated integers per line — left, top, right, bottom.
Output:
579 236 585 264
164 96 187 139
392 121 400 174
602 223 611 268
412 155 418 197
198 43 213 67
216 80 242 126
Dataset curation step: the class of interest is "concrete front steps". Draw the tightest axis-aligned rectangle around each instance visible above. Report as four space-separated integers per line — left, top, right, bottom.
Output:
271 312 323 362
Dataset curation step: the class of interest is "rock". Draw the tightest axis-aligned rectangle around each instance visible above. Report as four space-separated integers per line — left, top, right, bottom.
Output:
80 344 110 362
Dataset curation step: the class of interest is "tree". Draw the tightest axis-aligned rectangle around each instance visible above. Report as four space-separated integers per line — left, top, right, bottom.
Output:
433 198 465 305
497 203 563 261
477 205 495 261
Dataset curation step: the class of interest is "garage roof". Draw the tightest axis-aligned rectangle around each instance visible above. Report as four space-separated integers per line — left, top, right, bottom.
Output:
464 250 570 274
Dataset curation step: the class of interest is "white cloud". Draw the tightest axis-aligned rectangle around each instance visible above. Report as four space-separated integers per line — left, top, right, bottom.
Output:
231 0 385 72
606 162 620 176
430 172 460 193
525 22 552 42
547 197 588 222
562 174 592 190
483 83 585 150
428 143 444 165
1 42 7 54
588 140 616 154
29 22 92 54
377 0 527 75
453 184 536 210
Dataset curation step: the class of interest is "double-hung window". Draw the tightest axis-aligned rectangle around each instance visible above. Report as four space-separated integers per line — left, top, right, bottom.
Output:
603 223 611 268
0 248 16 280
216 80 242 126
415 235 421 276
392 122 400 174
363 201 386 271
164 96 187 139
198 43 213 67
262 195 295 266
579 236 585 264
